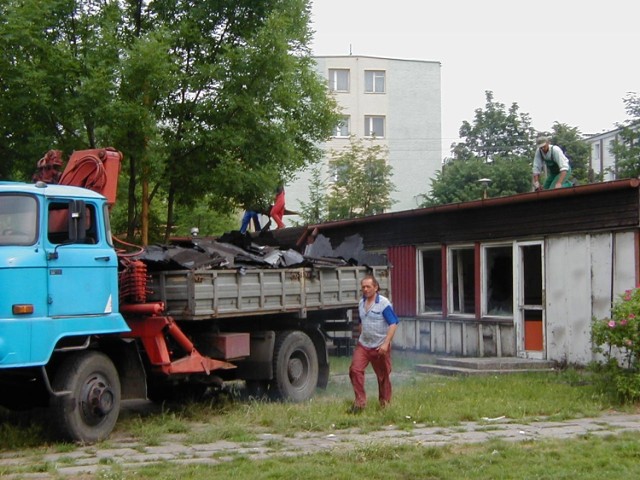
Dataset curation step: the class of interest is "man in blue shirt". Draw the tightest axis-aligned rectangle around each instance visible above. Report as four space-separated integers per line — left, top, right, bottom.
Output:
348 274 399 412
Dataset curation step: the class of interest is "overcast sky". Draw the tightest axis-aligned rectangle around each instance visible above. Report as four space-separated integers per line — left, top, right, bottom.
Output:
309 0 639 157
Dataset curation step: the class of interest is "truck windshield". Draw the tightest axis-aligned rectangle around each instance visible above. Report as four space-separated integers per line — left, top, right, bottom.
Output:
0 194 38 246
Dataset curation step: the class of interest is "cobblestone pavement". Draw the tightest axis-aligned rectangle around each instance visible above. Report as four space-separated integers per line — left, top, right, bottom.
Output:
3 410 640 478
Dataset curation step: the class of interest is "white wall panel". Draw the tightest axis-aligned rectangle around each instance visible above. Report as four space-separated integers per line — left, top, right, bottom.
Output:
546 235 592 364
613 231 637 296
590 233 613 324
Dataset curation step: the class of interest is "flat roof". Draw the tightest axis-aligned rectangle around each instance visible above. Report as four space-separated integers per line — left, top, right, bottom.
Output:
313 54 441 65
307 178 640 230
0 182 106 200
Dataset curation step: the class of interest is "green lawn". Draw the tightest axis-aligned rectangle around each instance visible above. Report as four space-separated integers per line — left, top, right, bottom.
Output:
0 351 637 479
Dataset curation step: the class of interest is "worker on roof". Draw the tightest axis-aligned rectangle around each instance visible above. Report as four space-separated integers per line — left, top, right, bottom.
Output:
532 136 573 191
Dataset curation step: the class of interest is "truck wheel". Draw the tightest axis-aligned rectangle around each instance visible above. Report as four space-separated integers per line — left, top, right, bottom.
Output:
50 351 121 444
271 331 319 402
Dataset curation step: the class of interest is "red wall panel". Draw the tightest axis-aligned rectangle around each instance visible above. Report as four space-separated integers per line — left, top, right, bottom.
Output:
387 245 417 316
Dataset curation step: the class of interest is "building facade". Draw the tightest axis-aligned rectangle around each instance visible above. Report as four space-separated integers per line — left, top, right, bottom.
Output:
286 55 442 223
296 180 640 366
584 128 621 181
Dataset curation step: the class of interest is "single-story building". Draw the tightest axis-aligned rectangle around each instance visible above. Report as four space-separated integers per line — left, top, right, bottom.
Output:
289 179 640 366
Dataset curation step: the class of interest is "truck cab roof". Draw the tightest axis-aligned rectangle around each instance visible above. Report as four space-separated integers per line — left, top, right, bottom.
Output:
0 181 107 201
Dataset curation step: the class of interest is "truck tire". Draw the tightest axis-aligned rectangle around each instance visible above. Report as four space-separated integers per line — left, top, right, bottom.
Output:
271 330 319 402
50 351 121 443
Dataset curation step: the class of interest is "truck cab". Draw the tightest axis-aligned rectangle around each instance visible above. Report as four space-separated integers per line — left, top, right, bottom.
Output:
0 181 138 443
0 182 130 369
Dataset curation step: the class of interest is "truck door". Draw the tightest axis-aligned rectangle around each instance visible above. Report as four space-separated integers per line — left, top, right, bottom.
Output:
46 199 118 317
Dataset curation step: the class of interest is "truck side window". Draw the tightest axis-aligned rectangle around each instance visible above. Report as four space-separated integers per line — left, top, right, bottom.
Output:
48 201 98 244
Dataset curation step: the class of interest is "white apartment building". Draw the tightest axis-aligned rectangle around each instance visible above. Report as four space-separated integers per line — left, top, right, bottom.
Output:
584 128 621 181
286 55 442 224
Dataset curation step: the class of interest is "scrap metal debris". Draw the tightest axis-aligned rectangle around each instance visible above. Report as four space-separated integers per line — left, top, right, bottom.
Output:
135 232 387 271
305 233 388 268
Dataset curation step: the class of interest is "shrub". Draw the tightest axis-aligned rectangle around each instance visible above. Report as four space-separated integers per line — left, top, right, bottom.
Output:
591 287 640 401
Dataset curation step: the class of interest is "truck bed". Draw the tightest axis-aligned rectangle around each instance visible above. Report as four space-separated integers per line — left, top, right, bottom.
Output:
147 265 389 320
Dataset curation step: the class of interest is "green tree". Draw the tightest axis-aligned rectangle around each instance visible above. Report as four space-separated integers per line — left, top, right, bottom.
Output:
425 91 592 206
423 157 532 205
297 166 327 225
0 0 339 244
424 91 535 205
612 93 640 179
148 0 339 241
0 0 122 179
452 91 536 161
172 201 237 237
326 136 395 220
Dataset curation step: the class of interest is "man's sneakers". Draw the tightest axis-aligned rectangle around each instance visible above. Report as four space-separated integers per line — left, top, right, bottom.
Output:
347 404 364 414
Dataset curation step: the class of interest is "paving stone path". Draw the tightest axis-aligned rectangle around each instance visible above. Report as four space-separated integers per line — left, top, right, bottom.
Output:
3 411 640 478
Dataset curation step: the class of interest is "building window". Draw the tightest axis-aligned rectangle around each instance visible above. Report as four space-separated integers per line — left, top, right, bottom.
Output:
449 246 475 315
364 116 385 137
333 116 350 137
592 143 600 160
419 248 442 314
365 70 385 93
483 245 513 316
332 163 349 183
328 69 349 92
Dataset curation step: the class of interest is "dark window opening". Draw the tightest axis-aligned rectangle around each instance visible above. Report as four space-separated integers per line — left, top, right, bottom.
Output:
421 249 442 313
486 246 513 316
522 245 543 305
451 248 475 314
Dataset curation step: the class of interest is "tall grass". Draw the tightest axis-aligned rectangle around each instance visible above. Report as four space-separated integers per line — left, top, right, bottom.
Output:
0 354 626 451
1 355 638 479
111 356 617 442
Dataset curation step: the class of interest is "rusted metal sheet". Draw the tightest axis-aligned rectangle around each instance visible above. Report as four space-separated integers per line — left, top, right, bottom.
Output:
387 245 416 316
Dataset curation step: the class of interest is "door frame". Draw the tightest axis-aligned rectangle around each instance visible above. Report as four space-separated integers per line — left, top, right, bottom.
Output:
515 240 546 359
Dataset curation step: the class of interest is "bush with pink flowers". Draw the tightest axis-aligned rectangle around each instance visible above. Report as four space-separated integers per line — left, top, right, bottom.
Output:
592 287 640 401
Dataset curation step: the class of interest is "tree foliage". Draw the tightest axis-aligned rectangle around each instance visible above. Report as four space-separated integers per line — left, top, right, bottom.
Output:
452 91 536 161
0 0 339 243
423 157 532 205
0 0 122 179
424 91 535 205
612 93 640 179
425 91 593 206
325 137 395 220
297 166 327 225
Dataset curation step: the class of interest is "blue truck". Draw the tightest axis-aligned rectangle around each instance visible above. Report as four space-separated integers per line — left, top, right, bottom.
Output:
0 148 388 443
